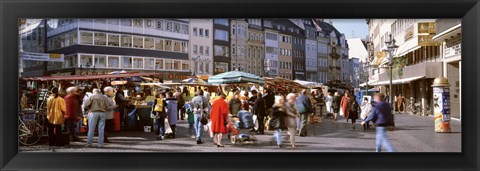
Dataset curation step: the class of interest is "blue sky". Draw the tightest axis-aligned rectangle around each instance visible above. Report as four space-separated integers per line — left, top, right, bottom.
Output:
331 19 368 39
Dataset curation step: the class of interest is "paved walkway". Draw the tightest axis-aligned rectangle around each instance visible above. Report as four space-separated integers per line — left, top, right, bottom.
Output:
20 113 461 152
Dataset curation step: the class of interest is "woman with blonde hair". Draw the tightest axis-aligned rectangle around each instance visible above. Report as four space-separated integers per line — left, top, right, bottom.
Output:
285 93 299 148
270 96 287 148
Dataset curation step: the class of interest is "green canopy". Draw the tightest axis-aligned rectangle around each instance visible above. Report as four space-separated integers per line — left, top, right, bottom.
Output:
208 70 264 85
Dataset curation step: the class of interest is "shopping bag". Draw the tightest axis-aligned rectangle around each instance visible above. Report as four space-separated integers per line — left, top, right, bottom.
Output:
164 119 173 134
339 108 344 117
253 115 259 131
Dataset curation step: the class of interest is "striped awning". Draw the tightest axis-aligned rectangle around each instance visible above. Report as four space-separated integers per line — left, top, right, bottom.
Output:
208 70 264 85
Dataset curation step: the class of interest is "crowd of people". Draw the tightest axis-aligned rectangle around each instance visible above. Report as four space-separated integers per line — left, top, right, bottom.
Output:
44 84 396 152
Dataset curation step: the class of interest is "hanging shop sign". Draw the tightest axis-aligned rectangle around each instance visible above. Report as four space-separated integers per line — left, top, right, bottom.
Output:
418 22 436 34
404 25 414 41
418 35 441 46
20 52 64 62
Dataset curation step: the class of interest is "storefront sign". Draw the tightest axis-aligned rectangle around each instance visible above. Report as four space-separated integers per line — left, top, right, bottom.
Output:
404 26 414 41
20 52 64 62
418 35 440 46
375 52 387 65
418 22 436 34
444 36 461 58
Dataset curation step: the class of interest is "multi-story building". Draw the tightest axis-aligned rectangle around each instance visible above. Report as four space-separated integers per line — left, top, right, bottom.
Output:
367 19 441 116
349 58 360 88
263 19 280 77
190 19 213 75
432 19 461 119
314 20 330 84
230 19 248 71
44 19 191 79
288 19 306 80
19 19 47 77
278 31 293 80
302 19 318 82
246 19 265 76
347 38 369 88
213 19 231 74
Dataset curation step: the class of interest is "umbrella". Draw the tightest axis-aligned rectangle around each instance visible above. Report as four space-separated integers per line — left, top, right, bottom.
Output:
208 70 264 85
294 79 322 88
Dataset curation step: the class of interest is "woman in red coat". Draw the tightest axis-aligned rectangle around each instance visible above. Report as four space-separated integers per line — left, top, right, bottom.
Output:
210 93 229 147
340 90 351 122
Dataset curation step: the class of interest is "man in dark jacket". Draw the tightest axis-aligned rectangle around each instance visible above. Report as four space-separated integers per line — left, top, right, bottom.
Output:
362 93 396 152
254 93 266 134
296 90 313 137
248 90 258 114
262 88 275 115
114 86 130 127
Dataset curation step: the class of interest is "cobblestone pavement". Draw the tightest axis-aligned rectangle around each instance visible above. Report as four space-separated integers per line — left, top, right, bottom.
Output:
19 113 461 152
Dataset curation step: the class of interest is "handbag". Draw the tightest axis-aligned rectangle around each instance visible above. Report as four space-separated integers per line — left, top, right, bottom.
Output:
339 108 344 117
268 116 279 128
296 102 307 114
200 115 208 125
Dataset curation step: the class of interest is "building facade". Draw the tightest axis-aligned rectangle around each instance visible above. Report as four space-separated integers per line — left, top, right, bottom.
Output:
44 19 191 79
190 19 213 75
230 19 248 71
247 19 265 76
314 20 330 84
19 19 47 77
347 38 369 88
303 19 318 82
433 19 461 119
263 19 280 77
278 31 293 80
213 19 231 74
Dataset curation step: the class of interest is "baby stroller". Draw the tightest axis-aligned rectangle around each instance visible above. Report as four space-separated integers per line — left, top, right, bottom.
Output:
228 110 258 144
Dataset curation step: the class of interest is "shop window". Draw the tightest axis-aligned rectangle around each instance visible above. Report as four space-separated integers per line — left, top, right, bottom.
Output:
108 34 120 46
133 58 144 69
155 59 164 70
121 35 132 47
174 41 181 52
122 56 132 68
173 60 181 70
144 37 154 49
108 56 120 68
144 58 155 69
94 32 107 46
165 59 173 70
80 31 93 45
80 54 93 68
94 55 107 68
155 38 164 50
133 36 143 48
164 40 173 51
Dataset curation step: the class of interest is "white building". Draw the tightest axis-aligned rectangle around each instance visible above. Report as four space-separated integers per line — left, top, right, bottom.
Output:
263 19 279 77
190 19 213 75
347 38 369 87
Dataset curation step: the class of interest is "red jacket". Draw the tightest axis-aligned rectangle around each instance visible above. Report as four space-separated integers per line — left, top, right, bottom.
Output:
64 94 79 121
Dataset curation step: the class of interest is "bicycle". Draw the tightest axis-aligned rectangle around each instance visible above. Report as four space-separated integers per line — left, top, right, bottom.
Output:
19 110 42 146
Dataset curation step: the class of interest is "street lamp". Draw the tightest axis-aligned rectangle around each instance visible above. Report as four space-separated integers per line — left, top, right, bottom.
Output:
383 33 398 112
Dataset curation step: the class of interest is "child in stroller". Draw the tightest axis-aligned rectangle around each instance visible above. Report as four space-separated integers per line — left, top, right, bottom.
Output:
227 109 258 144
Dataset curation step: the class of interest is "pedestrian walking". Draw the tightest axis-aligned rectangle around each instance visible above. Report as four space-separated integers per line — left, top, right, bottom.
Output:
175 88 186 120
396 93 405 114
254 92 266 134
332 92 341 121
285 93 299 148
228 91 242 116
210 93 229 147
185 103 196 139
362 93 396 152
64 86 82 142
271 96 287 148
165 92 178 138
296 90 313 137
152 92 167 140
114 86 130 128
191 90 210 144
325 92 333 117
348 95 360 129
103 86 118 143
83 89 110 148
340 90 351 122
204 88 210 102
263 88 275 117
46 87 66 150
360 97 373 130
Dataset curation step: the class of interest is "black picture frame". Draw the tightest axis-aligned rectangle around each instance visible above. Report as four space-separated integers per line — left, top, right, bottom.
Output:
1 0 479 170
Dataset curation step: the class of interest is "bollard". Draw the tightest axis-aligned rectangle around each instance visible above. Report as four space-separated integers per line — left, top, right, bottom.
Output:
432 77 451 133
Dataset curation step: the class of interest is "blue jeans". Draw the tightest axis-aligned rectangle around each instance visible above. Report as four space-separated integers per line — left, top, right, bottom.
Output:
193 114 203 141
375 127 396 152
272 128 282 145
188 122 195 135
154 116 166 136
87 112 106 146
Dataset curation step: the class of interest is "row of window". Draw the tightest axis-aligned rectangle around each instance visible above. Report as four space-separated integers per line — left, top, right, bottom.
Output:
266 32 278 41
293 49 305 58
280 48 292 56
231 45 245 56
294 63 305 71
249 32 264 42
64 54 189 71
79 19 189 35
279 61 292 69
232 23 247 37
280 35 292 43
192 45 210 56
192 27 210 37
48 30 189 53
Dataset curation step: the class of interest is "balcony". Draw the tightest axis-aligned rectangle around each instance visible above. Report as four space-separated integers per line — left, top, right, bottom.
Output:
376 61 442 84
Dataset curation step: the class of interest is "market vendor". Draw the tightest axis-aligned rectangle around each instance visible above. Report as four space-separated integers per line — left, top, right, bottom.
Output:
114 86 130 127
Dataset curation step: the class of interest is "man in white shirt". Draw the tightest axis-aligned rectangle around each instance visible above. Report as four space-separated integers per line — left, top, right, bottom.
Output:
203 88 210 102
